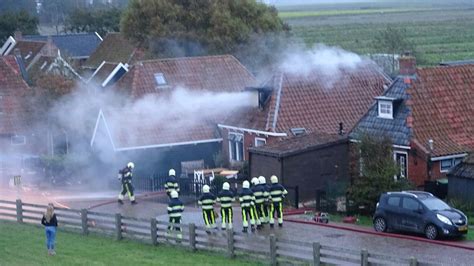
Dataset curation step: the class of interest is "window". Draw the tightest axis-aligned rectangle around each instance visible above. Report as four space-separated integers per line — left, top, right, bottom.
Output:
378 100 393 119
290 127 306 136
255 137 266 147
402 197 421 211
228 133 244 161
11 135 26 145
394 152 408 180
387 196 400 207
154 73 167 86
440 157 463 172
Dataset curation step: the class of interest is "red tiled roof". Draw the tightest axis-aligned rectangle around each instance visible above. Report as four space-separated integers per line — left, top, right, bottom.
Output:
0 56 32 134
265 63 390 135
115 55 257 99
408 65 474 157
11 40 46 67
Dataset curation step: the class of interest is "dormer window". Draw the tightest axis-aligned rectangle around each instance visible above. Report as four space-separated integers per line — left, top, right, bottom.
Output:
376 96 397 119
154 73 167 86
290 127 306 136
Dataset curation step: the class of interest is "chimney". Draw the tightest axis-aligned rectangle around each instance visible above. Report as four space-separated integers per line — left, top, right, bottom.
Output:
14 31 22 40
399 52 416 76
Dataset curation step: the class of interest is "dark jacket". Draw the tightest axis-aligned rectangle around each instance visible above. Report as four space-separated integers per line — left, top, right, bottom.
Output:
119 167 133 184
168 198 184 218
41 214 58 227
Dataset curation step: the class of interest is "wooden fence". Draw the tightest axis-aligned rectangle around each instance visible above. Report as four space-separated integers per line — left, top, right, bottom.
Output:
0 199 438 266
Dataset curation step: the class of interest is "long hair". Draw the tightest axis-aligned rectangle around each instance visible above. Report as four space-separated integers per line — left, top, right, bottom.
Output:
45 203 54 223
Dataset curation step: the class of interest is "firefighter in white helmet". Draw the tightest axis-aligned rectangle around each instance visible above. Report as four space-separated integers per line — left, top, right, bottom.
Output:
239 180 256 233
258 176 270 224
198 185 217 232
269 175 288 227
165 169 180 199
167 190 184 239
118 162 136 205
217 182 234 230
250 177 262 228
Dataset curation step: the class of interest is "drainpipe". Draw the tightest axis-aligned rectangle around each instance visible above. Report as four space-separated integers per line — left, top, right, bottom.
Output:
427 139 433 181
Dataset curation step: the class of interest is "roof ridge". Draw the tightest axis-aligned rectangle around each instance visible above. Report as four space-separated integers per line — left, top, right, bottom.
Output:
137 54 234 64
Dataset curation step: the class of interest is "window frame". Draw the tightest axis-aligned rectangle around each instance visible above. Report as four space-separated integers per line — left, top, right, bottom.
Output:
378 100 393 119
254 137 266 147
228 132 244 161
154 73 167 87
440 157 463 173
401 197 421 211
394 151 408 180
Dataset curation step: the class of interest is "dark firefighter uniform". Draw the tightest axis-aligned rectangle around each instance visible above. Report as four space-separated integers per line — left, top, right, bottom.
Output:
118 164 136 204
269 175 288 227
252 181 266 227
217 183 234 230
198 187 217 230
165 174 180 198
258 176 270 224
239 181 256 232
167 191 184 239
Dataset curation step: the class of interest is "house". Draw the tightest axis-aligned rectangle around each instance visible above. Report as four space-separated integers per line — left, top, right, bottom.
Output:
90 55 257 177
219 62 391 167
0 55 45 179
350 55 474 186
249 132 349 201
0 39 57 69
448 154 474 204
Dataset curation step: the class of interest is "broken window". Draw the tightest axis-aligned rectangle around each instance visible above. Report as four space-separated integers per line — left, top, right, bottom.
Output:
229 132 244 161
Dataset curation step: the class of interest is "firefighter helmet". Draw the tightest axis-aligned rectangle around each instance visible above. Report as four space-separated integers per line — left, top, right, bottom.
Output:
251 177 259 186
271 175 278 184
169 169 176 176
242 180 250 189
127 162 135 169
222 182 230 190
258 176 266 184
170 190 179 198
202 185 210 193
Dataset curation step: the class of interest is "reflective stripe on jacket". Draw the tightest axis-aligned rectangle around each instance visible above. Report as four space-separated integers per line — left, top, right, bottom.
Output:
217 190 234 208
168 198 184 218
198 193 216 210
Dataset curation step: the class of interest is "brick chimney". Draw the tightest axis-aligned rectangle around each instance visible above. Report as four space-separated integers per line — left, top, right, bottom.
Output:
399 52 416 76
14 31 22 40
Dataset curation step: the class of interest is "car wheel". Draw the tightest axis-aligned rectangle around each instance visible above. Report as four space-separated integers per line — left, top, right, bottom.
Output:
425 224 438 240
373 217 387 232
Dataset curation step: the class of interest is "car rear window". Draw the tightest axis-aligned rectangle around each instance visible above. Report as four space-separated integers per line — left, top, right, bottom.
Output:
402 197 420 211
387 196 400 207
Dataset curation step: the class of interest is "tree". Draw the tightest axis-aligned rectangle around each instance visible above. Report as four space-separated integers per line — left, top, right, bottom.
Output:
0 11 39 43
347 134 412 214
65 8 122 37
121 0 289 71
372 25 415 76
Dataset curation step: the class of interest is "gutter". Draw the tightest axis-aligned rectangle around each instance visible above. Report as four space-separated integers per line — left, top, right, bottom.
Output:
430 153 468 161
115 138 223 152
217 124 287 137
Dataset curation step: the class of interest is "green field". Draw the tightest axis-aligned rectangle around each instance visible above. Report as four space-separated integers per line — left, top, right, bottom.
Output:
0 221 260 266
279 0 474 66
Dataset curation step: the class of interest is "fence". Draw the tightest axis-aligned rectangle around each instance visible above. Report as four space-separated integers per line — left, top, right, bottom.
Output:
0 199 439 266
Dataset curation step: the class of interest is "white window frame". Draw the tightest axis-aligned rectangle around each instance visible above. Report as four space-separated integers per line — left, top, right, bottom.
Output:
393 151 408 180
378 100 393 119
440 158 462 173
255 137 266 147
154 73 167 87
228 132 244 161
11 135 26 145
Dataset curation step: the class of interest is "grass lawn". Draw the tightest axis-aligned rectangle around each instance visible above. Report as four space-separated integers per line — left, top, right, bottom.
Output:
0 221 261 266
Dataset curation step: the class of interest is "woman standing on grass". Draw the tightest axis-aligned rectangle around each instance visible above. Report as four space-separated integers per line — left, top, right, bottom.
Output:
41 203 58 255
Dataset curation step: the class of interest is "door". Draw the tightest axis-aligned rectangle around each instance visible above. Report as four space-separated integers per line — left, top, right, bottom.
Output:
400 197 424 232
385 196 402 230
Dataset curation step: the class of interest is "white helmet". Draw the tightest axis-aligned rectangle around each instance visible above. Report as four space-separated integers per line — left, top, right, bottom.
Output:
169 169 176 176
202 185 210 193
127 162 135 169
242 180 250 189
258 176 266 184
170 190 179 198
251 177 259 186
222 182 230 190
271 175 278 184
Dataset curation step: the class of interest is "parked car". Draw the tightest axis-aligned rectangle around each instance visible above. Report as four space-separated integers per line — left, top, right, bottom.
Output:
373 191 468 239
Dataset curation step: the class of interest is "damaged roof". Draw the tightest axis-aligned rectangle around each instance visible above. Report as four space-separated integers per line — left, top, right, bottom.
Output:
0 56 32 134
115 55 257 98
9 40 47 68
23 33 102 58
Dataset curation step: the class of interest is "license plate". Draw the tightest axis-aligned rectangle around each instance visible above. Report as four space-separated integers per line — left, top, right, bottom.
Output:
458 226 468 231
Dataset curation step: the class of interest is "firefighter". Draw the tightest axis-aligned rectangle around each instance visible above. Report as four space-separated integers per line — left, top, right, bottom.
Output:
258 176 270 224
217 182 234 230
165 169 180 199
269 175 288 228
118 162 136 205
239 180 256 233
250 177 262 228
167 190 184 239
198 185 217 232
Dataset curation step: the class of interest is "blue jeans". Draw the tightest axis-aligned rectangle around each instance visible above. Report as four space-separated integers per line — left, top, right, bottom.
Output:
45 226 56 250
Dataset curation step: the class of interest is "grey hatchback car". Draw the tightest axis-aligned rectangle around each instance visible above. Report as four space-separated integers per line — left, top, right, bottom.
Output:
373 191 468 239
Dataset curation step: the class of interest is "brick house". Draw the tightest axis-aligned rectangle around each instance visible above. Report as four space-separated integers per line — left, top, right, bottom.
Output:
350 56 474 186
90 55 257 177
218 62 391 168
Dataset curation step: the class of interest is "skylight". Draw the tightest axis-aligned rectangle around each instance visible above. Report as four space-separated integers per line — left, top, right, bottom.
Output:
154 73 167 86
